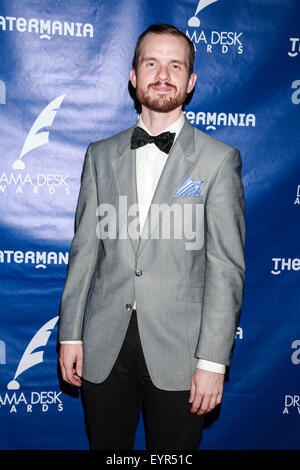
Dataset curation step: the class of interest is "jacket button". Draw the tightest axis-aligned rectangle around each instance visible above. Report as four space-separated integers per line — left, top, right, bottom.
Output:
125 304 132 311
135 268 143 277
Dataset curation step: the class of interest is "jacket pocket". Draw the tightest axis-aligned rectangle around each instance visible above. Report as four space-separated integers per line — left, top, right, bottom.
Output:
176 284 204 303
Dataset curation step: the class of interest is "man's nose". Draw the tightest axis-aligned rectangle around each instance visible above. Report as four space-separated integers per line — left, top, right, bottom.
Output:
156 65 170 81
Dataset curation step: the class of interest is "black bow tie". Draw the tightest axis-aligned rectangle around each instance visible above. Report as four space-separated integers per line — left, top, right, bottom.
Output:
131 126 176 154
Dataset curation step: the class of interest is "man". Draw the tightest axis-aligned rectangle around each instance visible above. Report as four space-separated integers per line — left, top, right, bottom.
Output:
58 23 246 450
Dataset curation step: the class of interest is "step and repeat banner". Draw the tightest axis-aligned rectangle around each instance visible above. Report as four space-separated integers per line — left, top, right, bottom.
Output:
0 0 299 450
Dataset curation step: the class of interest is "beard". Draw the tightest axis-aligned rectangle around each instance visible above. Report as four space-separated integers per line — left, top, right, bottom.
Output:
136 80 189 113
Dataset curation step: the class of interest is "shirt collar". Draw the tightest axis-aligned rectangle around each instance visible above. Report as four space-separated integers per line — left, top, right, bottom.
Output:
137 112 185 142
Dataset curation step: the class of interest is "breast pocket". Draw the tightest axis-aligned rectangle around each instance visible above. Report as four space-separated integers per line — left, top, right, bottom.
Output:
175 199 204 251
172 194 204 203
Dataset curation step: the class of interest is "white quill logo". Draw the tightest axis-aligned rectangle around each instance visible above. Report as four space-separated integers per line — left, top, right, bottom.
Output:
13 94 65 170
188 0 219 27
7 316 59 390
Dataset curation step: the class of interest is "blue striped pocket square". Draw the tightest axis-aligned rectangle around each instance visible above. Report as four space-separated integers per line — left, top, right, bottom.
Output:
174 177 203 197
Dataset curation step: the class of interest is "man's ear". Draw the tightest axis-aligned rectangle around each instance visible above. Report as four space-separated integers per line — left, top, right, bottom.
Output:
130 68 137 89
187 72 197 94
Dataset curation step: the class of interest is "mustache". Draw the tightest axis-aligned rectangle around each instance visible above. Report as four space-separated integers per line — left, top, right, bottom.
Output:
148 81 177 90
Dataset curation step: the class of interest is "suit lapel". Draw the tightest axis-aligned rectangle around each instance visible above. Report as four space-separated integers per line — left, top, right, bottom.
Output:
111 118 199 257
111 123 140 255
137 118 198 256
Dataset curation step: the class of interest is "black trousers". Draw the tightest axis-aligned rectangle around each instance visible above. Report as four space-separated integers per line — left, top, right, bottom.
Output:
81 309 204 450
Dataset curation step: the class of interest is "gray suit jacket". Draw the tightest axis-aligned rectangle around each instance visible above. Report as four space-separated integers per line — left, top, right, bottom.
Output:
58 117 246 390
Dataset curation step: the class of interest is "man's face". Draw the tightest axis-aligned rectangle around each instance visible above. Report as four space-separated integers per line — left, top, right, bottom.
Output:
130 33 197 113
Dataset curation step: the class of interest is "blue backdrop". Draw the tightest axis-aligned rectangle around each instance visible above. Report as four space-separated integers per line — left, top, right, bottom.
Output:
0 0 299 450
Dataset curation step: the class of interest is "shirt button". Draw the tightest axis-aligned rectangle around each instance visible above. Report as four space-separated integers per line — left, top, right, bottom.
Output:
125 304 132 311
135 268 143 277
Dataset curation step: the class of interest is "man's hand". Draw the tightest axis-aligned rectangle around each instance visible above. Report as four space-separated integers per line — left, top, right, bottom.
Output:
59 344 83 387
189 369 224 415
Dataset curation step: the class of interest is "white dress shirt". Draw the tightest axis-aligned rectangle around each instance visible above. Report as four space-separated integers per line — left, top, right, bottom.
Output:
61 113 226 375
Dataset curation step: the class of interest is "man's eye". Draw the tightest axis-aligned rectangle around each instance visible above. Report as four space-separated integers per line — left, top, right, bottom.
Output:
147 62 155 67
172 64 180 70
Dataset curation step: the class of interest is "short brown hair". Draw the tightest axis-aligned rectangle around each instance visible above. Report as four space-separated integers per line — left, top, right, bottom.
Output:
132 23 195 77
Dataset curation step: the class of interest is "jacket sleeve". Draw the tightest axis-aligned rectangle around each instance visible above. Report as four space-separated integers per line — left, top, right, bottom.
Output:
58 144 101 341
195 148 246 366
